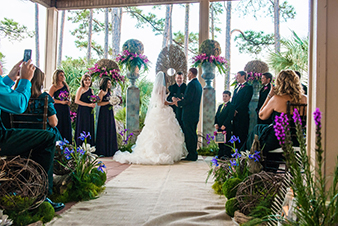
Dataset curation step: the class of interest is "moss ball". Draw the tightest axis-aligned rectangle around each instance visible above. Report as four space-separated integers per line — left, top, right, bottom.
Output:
96 59 119 70
244 60 269 74
37 202 55 223
122 39 144 54
211 181 223 195
225 197 239 217
223 178 242 199
199 39 221 56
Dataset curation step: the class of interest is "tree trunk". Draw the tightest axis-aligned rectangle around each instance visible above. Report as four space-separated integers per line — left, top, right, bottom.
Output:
35 3 40 67
162 4 173 49
104 8 109 59
184 4 190 64
112 8 122 59
224 1 232 90
87 9 93 63
274 0 280 53
57 10 66 67
211 3 214 40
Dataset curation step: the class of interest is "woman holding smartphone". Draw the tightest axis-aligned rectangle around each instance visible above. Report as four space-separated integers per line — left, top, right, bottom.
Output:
74 74 96 146
49 69 72 143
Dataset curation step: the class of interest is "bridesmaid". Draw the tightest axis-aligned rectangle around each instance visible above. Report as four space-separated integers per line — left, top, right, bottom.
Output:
49 69 72 143
74 74 96 147
96 78 118 157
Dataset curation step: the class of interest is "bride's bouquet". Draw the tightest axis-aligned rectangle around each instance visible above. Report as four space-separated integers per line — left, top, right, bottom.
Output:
109 95 121 106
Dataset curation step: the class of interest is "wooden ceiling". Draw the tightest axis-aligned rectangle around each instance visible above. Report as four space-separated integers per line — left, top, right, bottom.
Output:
31 0 234 10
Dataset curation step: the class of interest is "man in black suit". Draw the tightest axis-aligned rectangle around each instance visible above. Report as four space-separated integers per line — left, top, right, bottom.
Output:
295 71 307 95
214 90 236 159
232 71 253 150
256 72 273 124
167 72 186 129
172 68 202 161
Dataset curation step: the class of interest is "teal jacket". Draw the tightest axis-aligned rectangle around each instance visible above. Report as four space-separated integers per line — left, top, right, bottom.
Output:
0 75 31 128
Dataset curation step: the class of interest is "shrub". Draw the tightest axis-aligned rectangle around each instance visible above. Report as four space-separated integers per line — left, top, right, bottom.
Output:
225 197 239 217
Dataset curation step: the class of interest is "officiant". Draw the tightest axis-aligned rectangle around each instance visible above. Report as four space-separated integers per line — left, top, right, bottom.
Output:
167 72 186 128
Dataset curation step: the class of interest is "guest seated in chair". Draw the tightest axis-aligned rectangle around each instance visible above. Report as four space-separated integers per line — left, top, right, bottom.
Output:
240 70 307 170
0 60 64 211
14 67 62 141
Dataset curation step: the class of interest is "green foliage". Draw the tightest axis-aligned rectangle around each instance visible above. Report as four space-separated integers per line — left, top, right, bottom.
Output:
242 218 265 226
0 195 34 211
0 18 34 42
199 39 221 57
248 198 272 219
268 31 308 74
197 133 219 156
60 57 96 96
211 181 223 195
225 197 239 218
236 0 296 21
122 39 144 54
173 31 199 53
222 178 242 199
4 202 55 226
234 30 274 55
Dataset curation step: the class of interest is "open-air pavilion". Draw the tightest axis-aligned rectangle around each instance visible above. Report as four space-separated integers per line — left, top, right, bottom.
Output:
31 0 338 186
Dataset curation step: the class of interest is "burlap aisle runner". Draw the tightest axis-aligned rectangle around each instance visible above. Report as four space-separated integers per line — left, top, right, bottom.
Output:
47 157 232 226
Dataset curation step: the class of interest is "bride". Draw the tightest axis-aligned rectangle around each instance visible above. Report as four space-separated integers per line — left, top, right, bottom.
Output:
113 72 188 164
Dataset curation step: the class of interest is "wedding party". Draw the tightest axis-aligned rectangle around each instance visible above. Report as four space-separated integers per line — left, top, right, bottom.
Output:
1 0 338 226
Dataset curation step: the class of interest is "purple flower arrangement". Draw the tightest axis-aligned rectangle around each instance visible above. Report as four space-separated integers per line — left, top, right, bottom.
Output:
246 72 263 84
70 111 77 123
192 53 228 74
58 90 69 101
87 63 124 87
116 50 150 72
88 95 100 103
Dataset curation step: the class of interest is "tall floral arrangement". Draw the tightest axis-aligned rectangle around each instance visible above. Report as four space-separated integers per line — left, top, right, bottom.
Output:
272 109 338 225
87 59 124 87
192 39 228 74
116 39 150 72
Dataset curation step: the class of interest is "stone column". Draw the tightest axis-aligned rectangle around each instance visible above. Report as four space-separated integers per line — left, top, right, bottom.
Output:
307 0 338 188
44 7 58 88
199 0 210 144
126 87 140 142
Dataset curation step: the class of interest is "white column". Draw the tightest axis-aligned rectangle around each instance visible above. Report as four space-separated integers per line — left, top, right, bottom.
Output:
44 7 58 88
308 0 338 188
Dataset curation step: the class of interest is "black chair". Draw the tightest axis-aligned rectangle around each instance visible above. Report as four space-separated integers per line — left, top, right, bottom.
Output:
10 96 48 130
263 101 307 173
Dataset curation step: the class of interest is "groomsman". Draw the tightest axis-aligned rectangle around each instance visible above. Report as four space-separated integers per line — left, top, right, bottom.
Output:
167 72 186 128
232 71 253 150
256 72 273 124
214 91 236 159
295 71 307 95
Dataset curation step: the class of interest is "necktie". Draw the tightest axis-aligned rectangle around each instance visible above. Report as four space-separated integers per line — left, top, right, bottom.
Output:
221 103 227 112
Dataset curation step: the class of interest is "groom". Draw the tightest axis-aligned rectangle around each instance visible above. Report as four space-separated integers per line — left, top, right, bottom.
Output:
172 68 202 161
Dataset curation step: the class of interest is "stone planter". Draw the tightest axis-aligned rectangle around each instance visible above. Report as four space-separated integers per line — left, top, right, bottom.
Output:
201 61 216 88
127 65 140 87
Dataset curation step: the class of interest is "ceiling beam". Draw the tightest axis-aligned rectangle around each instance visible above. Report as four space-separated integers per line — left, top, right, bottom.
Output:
30 0 236 10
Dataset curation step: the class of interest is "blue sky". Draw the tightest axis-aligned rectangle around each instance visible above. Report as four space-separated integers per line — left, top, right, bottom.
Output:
0 0 309 101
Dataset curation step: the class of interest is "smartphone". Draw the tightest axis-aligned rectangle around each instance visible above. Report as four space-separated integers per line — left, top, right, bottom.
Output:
23 49 32 62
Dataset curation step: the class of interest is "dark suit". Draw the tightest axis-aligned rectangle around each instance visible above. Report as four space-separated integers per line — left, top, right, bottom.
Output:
232 82 253 149
214 101 236 158
167 83 186 128
256 83 272 125
178 78 202 161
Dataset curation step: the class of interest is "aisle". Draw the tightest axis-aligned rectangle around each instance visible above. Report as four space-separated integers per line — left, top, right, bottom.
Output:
47 156 232 226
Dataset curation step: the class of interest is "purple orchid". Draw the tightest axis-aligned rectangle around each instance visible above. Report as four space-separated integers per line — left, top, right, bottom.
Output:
231 149 241 159
79 131 91 141
97 161 106 173
211 157 219 167
313 108 322 127
292 108 302 125
229 135 241 144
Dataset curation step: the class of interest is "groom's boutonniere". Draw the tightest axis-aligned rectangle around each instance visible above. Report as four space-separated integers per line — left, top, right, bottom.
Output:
263 86 269 91
240 84 245 89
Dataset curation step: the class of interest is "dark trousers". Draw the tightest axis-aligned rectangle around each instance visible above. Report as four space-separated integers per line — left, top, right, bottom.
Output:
233 113 250 150
0 128 56 194
182 120 198 160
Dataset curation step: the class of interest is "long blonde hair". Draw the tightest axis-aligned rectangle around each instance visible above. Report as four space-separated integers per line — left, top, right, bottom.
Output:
274 69 303 103
52 69 67 87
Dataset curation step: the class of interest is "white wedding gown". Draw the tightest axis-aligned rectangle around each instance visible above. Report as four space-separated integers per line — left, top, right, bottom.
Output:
113 72 187 165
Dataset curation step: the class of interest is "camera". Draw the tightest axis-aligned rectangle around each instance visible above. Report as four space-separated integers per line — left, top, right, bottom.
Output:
23 49 32 62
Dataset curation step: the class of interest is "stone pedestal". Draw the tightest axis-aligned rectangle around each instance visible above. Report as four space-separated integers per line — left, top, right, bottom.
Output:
126 87 140 142
248 80 260 135
202 87 215 146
